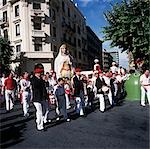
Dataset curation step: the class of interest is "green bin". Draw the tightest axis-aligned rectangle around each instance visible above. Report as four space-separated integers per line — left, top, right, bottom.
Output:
125 73 141 101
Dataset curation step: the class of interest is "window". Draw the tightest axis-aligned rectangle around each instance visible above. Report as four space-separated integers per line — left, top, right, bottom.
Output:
69 36 71 43
53 45 57 52
15 5 19 17
53 27 56 37
63 33 66 41
68 7 70 17
34 37 42 51
16 45 21 52
62 1 65 12
74 50 77 58
78 39 81 47
50 24 52 36
16 24 20 36
62 17 65 22
62 17 66 26
4 29 8 39
74 37 76 46
78 26 81 34
3 11 7 22
73 24 76 32
78 51 82 59
33 17 42 30
52 9 56 21
33 3 41 9
3 0 7 6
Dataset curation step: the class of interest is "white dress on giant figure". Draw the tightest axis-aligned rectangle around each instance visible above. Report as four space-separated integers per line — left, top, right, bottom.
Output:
54 44 73 79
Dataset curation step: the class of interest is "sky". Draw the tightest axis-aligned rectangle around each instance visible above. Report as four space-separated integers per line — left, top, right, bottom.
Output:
73 0 128 68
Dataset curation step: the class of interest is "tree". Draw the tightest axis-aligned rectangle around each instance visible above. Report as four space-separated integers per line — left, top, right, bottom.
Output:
103 0 150 69
0 37 13 75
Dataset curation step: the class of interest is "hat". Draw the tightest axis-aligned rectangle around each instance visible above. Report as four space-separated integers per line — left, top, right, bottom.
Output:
75 68 81 72
112 62 116 65
93 70 99 74
34 63 44 74
94 59 99 63
34 68 44 73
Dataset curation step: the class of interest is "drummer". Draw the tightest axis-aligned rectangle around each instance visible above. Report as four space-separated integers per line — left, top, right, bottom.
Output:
95 71 106 112
95 71 113 112
103 71 113 106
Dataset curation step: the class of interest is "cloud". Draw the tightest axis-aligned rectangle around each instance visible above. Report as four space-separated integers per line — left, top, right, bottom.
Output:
78 0 99 7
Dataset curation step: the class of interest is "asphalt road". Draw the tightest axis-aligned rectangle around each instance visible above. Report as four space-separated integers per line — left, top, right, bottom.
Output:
0 100 149 149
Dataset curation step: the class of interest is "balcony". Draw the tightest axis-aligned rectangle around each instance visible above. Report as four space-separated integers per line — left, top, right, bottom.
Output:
24 51 53 59
31 9 45 17
32 30 45 38
0 18 9 28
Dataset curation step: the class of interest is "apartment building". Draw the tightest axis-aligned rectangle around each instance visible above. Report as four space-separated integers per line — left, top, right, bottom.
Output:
102 49 113 71
0 0 88 73
60 0 88 69
86 26 102 70
109 51 119 65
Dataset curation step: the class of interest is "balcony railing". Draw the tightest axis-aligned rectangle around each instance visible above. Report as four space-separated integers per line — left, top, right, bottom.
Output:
32 30 45 37
25 51 53 59
0 18 9 28
31 9 45 17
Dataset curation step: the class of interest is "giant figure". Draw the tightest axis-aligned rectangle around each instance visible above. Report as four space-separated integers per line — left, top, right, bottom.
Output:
54 44 74 79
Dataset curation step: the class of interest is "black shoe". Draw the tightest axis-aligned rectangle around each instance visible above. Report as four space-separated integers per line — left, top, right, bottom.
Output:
6 110 10 113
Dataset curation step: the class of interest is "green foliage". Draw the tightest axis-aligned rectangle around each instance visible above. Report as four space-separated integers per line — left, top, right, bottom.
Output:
103 0 150 68
0 37 13 74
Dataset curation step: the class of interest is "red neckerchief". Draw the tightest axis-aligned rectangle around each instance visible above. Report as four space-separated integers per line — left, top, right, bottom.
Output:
24 77 29 81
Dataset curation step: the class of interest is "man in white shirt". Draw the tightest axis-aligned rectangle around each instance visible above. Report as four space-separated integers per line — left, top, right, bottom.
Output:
140 70 150 106
20 72 32 117
110 62 118 73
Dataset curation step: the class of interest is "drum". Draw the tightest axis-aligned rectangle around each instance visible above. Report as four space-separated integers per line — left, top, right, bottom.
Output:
102 86 109 94
49 94 56 105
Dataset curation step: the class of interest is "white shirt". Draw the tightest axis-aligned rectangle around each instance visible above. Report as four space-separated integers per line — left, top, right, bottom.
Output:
103 76 111 86
20 79 31 92
118 68 125 75
49 78 57 87
116 75 122 83
1 77 6 86
140 74 150 86
110 66 118 73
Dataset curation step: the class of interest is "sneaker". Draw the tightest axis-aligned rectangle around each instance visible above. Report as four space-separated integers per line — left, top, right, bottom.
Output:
37 126 44 131
141 104 146 107
48 119 52 123
56 117 60 121
66 105 71 110
66 118 70 122
24 113 29 117
99 109 104 113
43 119 48 124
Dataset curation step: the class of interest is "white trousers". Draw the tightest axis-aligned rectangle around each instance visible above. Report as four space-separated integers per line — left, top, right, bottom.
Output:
97 90 112 112
75 97 84 116
33 102 44 130
114 84 118 96
84 95 88 107
5 89 14 111
141 86 150 105
22 92 30 115
65 94 70 109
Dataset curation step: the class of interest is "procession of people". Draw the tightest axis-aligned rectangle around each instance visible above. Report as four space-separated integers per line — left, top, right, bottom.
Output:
0 44 149 131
